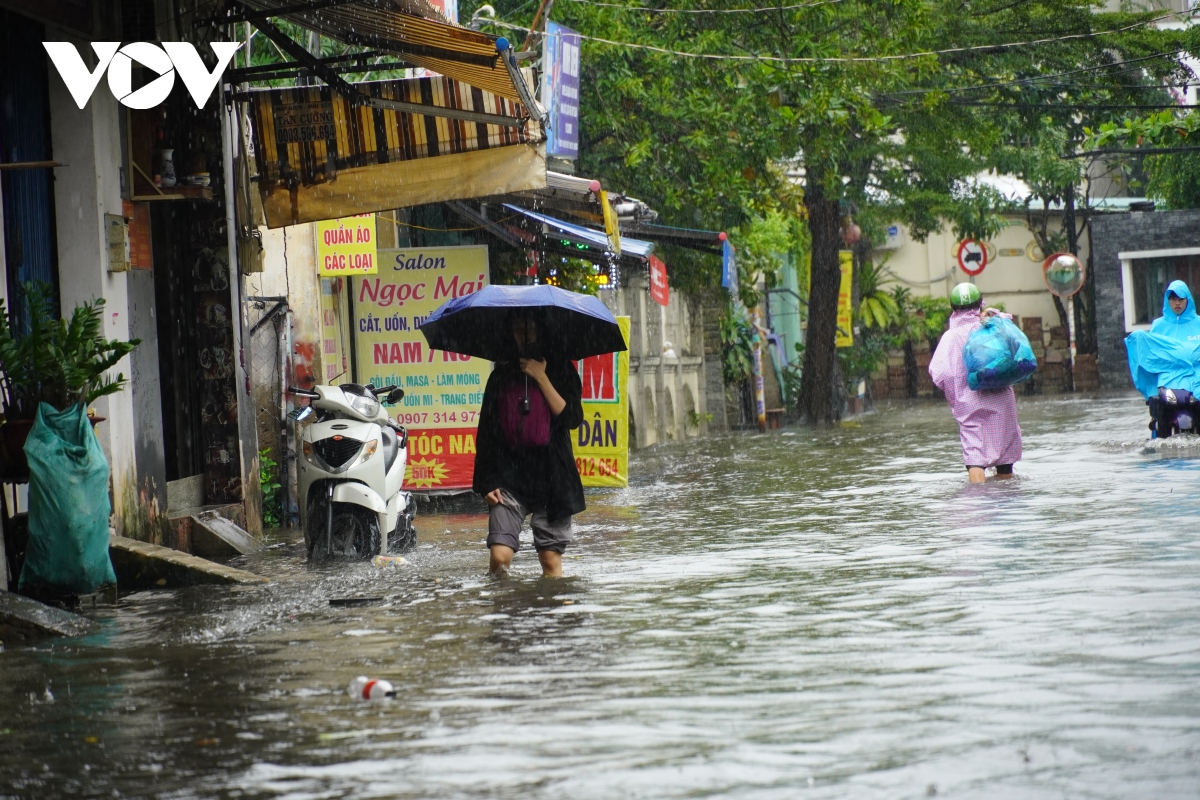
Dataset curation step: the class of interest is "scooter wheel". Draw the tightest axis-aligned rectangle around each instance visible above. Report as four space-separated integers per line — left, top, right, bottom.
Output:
307 505 381 561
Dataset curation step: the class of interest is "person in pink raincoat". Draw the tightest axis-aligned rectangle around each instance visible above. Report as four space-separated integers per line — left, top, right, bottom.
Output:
928 283 1023 483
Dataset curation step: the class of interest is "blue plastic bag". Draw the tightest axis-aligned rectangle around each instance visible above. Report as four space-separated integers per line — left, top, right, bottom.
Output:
963 317 1038 391
18 402 116 596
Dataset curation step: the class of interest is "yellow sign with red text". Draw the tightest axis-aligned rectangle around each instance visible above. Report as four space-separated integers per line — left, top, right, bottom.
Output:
317 214 378 277
572 316 630 488
836 250 854 348
353 246 490 490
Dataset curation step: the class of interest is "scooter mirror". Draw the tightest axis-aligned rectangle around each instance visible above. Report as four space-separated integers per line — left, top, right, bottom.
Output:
288 405 314 422
387 387 405 404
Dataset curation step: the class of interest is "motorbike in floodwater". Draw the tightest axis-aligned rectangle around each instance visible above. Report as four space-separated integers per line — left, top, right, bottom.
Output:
1147 387 1200 439
289 383 416 560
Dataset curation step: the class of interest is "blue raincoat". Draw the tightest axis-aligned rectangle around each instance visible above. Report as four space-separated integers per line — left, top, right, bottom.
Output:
1125 280 1200 399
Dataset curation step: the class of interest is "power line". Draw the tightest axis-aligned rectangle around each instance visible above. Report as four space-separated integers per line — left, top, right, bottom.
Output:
561 0 849 13
881 49 1189 96
486 12 1182 64
943 102 1199 109
1067 146 1200 158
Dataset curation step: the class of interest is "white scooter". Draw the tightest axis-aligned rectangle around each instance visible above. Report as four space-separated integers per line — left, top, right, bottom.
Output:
288 382 416 560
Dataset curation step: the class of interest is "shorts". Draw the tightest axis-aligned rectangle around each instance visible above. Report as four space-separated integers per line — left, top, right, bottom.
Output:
486 489 573 554
966 463 1013 475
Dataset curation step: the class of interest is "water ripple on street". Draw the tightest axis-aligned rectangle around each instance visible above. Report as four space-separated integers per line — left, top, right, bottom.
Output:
2 394 1200 798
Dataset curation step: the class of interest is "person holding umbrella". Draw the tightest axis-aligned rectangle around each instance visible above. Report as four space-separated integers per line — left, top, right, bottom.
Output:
419 284 627 577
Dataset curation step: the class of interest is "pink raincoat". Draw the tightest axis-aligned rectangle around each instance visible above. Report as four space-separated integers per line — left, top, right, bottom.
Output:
928 308 1023 468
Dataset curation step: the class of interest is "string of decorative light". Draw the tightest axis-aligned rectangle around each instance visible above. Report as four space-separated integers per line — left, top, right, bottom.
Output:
487 12 1182 64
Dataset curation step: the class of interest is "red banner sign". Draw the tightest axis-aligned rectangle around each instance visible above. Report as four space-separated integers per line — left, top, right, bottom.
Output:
649 255 669 307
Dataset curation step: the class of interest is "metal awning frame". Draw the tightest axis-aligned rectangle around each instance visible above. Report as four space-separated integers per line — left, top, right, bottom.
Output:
216 0 545 122
445 201 651 272
224 49 412 84
233 15 528 128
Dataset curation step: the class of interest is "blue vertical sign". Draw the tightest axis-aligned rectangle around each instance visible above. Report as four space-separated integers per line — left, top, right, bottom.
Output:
721 239 737 292
541 22 581 159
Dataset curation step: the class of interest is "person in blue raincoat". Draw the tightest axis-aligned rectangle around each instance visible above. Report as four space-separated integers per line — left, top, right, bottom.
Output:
1126 280 1200 426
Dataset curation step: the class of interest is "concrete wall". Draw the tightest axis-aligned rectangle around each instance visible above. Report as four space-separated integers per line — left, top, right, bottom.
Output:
1090 209 1200 389
602 275 710 448
250 224 325 389
46 26 141 535
247 224 324 524
875 216 1077 324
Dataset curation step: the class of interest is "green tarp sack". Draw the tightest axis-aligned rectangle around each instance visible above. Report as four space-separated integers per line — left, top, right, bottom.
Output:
18 402 116 595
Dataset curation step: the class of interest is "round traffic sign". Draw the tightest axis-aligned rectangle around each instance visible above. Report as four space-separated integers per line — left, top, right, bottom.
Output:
957 239 987 276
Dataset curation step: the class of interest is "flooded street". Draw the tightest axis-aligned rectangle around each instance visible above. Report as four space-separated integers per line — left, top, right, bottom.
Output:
3 393 1200 799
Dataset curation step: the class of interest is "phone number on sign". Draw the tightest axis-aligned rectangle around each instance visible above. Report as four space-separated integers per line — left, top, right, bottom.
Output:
575 457 621 478
393 411 480 425
433 411 477 424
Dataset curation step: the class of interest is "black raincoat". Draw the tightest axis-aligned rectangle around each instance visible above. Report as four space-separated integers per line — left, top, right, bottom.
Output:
472 359 585 522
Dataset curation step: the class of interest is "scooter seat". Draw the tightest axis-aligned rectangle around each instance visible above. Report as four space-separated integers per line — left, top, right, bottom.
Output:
381 427 399 472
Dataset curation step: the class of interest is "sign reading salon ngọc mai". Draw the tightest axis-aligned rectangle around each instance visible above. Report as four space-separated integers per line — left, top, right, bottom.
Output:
353 245 490 491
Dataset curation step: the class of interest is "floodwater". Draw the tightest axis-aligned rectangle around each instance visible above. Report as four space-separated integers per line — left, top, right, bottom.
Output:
3 393 1200 799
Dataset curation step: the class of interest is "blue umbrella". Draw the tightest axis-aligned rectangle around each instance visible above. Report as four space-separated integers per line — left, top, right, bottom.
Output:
419 284 627 362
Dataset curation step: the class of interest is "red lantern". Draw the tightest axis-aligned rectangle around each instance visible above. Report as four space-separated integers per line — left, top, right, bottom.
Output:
841 221 861 247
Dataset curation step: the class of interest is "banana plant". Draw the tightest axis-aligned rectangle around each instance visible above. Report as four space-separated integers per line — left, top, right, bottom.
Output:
857 259 900 329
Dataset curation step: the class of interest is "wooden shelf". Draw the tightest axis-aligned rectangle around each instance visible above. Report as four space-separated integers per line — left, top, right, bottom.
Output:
126 107 215 203
130 185 213 202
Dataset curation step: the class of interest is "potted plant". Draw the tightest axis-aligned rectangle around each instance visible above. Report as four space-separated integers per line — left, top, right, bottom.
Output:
0 282 140 479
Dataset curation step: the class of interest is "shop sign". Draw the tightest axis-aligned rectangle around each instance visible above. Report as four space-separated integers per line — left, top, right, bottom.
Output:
572 317 630 487
273 100 337 144
353 245 490 490
722 239 737 291
836 250 854 348
649 256 669 307
319 278 351 384
541 21 581 158
317 214 378 276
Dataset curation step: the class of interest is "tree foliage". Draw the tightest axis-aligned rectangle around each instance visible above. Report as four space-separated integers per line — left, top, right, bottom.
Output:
1089 109 1200 209
465 0 1197 421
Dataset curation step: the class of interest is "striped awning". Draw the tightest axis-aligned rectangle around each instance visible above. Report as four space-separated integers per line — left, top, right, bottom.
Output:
249 76 545 227
238 0 531 106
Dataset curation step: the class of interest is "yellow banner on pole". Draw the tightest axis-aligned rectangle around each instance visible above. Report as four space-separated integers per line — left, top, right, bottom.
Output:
836 250 854 348
572 316 629 487
599 190 622 256
317 214 378 277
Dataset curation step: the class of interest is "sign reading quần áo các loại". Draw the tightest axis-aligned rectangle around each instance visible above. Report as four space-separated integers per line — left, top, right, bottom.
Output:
318 215 378 277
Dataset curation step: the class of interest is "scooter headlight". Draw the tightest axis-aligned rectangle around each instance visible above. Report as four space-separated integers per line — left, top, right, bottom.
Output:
349 394 380 419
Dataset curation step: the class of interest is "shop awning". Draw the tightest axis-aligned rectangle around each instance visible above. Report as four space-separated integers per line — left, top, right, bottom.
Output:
502 204 654 260
233 0 541 111
501 172 658 226
621 222 724 254
249 76 545 228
